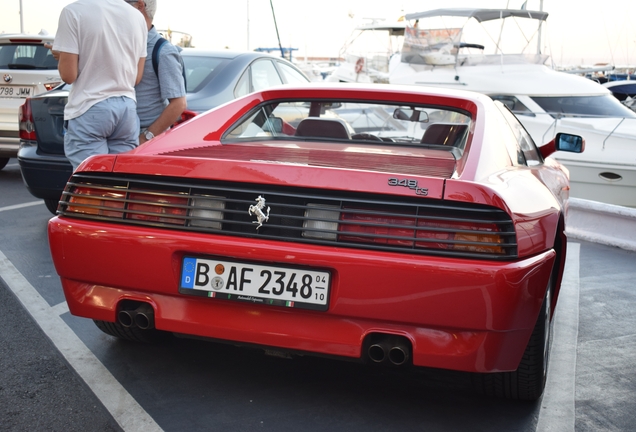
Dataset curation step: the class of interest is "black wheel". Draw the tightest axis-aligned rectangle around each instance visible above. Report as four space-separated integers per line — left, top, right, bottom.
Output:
93 320 170 344
472 279 552 401
44 198 60 215
0 157 9 170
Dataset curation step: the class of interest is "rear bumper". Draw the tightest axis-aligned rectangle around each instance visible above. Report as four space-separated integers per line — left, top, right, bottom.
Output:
17 143 72 199
49 217 557 373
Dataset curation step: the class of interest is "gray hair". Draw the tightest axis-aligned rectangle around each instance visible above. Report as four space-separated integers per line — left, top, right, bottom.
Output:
144 0 157 21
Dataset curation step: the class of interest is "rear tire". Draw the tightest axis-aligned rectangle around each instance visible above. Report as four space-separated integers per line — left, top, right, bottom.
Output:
44 198 59 215
472 279 552 401
0 157 8 170
93 320 170 344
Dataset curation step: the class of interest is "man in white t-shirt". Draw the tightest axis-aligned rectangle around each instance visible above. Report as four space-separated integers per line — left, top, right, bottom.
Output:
52 0 147 170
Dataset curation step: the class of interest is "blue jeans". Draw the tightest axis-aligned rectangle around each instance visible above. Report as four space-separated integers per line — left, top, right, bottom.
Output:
64 96 139 170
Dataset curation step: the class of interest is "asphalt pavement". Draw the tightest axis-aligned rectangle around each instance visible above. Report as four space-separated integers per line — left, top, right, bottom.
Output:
0 276 121 431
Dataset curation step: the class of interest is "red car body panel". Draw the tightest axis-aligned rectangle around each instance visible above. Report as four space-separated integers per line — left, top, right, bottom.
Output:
49 218 554 372
50 84 576 374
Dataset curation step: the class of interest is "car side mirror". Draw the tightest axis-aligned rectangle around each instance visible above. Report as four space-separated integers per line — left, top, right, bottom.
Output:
540 133 585 159
555 133 584 153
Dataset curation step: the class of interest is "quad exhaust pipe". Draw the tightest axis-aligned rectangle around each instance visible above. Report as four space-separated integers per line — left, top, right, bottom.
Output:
367 335 411 366
118 303 155 330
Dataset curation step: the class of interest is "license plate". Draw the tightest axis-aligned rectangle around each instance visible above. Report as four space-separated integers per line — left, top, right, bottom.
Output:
0 85 33 98
179 257 331 311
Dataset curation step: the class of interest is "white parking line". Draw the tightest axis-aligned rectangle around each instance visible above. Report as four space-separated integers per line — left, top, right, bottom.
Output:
50 300 70 316
0 249 163 432
0 201 43 212
536 242 580 432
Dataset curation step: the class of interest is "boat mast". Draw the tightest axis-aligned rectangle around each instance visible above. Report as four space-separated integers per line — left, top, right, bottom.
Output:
270 0 285 59
537 0 543 54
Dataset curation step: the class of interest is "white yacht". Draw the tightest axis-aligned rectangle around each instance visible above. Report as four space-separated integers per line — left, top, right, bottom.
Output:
326 19 405 84
389 8 636 207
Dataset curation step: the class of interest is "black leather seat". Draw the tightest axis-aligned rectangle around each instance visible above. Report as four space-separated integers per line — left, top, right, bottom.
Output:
421 123 468 147
295 118 351 139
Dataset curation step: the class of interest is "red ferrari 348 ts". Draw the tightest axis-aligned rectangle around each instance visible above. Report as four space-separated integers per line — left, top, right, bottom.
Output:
48 84 584 400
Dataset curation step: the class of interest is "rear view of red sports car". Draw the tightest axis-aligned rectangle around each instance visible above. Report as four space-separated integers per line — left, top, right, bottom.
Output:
47 83 584 400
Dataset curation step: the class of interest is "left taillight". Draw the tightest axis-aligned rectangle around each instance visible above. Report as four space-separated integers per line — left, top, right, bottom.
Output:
127 191 189 225
67 187 188 224
19 99 36 141
67 186 126 218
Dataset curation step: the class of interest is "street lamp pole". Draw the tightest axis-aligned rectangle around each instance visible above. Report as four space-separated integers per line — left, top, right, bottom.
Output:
19 0 24 33
247 0 250 51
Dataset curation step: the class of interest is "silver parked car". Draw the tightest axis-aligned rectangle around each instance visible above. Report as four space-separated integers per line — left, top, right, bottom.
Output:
0 32 61 170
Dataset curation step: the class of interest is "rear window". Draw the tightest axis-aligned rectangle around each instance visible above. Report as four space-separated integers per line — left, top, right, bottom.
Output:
224 100 472 157
181 55 228 93
0 43 58 70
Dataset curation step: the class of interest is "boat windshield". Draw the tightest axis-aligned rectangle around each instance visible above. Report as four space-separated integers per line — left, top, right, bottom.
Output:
400 9 549 67
531 95 636 119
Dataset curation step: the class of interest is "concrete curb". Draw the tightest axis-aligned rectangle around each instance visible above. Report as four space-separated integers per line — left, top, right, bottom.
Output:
565 197 636 252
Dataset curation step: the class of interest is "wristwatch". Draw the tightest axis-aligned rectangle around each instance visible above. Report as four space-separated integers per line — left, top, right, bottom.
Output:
142 129 154 140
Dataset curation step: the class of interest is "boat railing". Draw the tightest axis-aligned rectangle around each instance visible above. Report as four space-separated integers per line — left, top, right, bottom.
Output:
513 110 636 145
459 53 549 67
402 51 548 67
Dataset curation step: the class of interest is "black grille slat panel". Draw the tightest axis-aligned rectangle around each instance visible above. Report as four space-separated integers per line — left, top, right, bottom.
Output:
59 173 518 260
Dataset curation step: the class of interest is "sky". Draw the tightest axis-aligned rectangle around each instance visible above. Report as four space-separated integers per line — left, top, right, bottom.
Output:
2 0 636 67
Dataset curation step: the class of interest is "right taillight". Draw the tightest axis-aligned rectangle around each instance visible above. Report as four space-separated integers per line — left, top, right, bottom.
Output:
339 212 417 247
19 99 36 141
43 82 62 91
337 208 507 255
415 220 505 254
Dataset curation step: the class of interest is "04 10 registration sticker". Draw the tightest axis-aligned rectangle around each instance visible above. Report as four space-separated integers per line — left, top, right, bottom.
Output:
179 257 331 311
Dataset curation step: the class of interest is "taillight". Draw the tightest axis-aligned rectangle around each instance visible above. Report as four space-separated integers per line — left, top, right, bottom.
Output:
19 99 36 141
416 220 504 254
340 212 416 246
190 194 225 229
337 208 506 255
174 109 198 126
127 191 189 225
302 204 340 240
43 82 62 91
67 186 126 218
64 184 193 225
